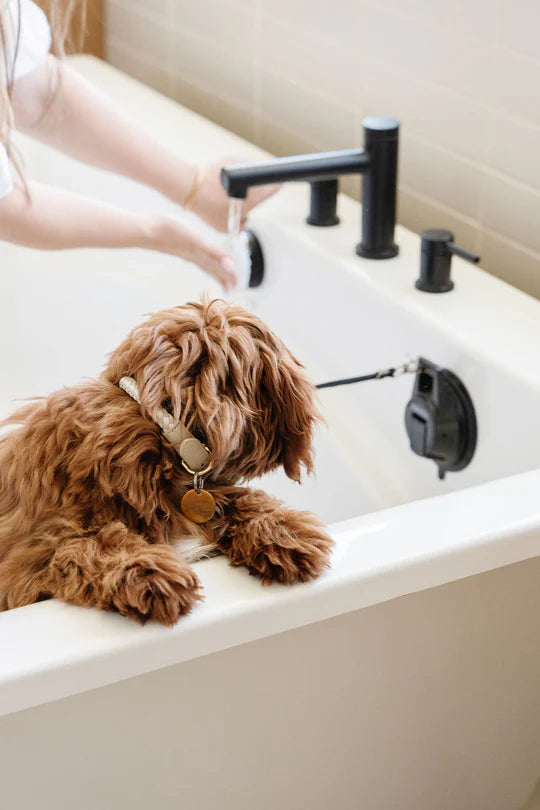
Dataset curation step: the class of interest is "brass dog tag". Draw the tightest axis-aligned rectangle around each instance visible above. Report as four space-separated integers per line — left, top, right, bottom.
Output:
181 488 216 524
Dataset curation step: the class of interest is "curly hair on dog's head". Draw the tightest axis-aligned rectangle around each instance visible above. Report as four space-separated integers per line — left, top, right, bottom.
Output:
103 299 318 483
0 298 333 624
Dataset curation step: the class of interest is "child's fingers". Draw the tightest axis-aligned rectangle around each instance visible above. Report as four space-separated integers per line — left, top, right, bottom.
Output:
196 243 237 291
157 217 237 290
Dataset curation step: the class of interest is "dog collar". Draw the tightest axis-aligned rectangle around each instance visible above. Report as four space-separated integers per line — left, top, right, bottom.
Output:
118 376 212 475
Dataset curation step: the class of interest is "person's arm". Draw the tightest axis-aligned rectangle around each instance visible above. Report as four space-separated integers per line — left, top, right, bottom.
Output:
0 181 236 290
11 57 276 231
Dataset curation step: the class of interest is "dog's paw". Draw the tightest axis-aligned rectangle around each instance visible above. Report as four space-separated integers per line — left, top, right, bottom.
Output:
231 510 334 585
111 553 203 626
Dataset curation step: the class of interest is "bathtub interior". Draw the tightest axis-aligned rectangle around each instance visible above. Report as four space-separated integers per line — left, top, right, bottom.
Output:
2 203 540 528
2 62 540 528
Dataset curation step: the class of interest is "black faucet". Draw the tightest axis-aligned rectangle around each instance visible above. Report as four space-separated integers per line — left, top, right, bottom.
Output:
220 116 399 260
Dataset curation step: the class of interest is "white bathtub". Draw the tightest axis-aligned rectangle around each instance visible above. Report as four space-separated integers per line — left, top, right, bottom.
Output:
1 56 540 810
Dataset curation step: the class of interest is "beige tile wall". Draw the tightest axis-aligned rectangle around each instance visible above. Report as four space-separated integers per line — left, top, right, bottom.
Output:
105 0 540 298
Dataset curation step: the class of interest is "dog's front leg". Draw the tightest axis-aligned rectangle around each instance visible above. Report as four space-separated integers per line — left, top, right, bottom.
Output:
215 488 334 584
1 522 202 625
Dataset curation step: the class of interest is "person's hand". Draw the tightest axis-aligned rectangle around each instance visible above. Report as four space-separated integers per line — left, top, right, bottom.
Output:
190 156 279 232
148 215 236 291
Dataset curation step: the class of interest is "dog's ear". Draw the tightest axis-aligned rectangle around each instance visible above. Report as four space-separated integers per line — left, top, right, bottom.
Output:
257 337 319 483
103 309 204 423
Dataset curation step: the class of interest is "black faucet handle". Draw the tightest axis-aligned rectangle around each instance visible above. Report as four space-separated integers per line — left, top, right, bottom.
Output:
415 229 481 293
446 241 481 264
307 179 340 227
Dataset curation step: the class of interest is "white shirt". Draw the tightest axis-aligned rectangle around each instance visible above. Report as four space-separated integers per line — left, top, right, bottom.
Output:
0 0 51 199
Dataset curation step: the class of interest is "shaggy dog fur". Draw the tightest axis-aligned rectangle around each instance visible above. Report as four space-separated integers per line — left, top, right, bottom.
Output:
0 299 333 625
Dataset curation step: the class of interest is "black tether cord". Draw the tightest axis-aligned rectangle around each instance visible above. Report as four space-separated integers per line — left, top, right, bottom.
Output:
316 359 420 390
316 368 397 389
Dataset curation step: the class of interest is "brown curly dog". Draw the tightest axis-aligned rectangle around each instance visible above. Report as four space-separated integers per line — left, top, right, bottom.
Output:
0 299 333 624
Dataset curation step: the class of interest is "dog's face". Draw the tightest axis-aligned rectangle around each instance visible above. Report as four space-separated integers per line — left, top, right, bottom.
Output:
103 300 319 484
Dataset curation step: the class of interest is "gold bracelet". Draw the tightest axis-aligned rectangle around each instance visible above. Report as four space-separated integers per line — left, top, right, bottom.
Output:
183 166 203 211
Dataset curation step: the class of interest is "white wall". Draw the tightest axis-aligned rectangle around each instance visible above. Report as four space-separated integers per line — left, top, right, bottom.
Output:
105 0 540 299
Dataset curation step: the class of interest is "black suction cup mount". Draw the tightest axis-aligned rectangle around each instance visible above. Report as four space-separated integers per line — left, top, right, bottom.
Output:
404 358 477 479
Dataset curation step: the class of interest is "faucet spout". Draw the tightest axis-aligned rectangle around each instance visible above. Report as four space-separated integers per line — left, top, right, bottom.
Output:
220 148 369 199
220 115 400 260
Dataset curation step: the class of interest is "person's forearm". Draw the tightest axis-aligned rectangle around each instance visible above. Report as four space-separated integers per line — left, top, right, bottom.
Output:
11 57 197 207
0 181 237 290
0 181 156 250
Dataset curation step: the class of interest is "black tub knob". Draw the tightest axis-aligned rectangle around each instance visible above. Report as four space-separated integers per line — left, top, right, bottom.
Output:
416 229 480 293
307 179 340 227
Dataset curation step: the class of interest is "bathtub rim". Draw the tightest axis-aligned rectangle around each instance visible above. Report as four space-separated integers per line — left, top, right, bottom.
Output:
1 466 540 719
